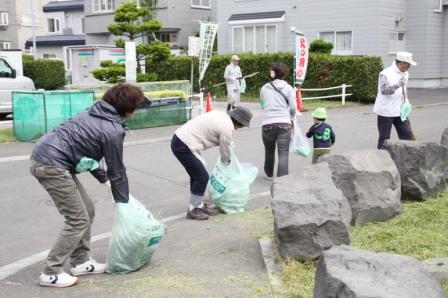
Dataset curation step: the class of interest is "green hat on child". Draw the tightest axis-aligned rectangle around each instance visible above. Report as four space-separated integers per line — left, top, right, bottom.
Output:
311 107 327 119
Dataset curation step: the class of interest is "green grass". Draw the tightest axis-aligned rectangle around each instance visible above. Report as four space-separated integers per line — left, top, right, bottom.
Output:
281 191 448 298
0 128 16 143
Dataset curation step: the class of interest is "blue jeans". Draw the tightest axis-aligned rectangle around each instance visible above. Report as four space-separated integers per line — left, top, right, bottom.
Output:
377 115 413 149
171 134 209 198
262 123 292 178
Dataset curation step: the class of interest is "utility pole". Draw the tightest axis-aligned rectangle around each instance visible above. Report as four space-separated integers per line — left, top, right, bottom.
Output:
30 0 37 57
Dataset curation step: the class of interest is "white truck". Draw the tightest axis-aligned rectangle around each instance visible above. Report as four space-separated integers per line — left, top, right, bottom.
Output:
0 51 35 119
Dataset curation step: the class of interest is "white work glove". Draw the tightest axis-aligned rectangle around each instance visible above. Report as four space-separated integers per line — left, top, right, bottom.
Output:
396 77 406 88
104 180 111 193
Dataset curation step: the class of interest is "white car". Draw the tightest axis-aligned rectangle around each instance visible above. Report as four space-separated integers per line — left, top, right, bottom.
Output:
0 57 35 119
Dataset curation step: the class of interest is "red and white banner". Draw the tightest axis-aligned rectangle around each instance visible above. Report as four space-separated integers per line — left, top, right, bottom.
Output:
294 34 309 85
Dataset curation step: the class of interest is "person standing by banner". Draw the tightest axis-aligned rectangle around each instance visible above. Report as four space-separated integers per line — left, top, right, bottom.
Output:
260 63 297 179
224 55 243 113
373 51 417 149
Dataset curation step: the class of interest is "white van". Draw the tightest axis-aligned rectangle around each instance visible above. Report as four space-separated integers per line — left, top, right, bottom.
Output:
0 56 35 119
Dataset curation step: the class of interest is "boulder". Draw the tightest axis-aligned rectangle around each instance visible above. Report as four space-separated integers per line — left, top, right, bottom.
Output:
384 140 448 200
271 163 351 261
441 128 448 147
423 258 448 283
319 150 401 226
314 245 446 298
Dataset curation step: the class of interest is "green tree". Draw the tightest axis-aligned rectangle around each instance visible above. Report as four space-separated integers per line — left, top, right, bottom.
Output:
107 1 161 41
94 0 170 83
107 1 167 73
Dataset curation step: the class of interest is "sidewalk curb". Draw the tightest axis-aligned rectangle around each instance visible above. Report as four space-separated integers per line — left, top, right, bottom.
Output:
259 237 282 286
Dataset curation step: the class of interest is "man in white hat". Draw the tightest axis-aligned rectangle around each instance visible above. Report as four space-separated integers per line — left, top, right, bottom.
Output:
224 54 243 112
373 51 417 149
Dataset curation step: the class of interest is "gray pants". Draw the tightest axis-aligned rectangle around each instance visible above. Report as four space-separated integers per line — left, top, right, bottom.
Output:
262 123 292 178
30 158 94 274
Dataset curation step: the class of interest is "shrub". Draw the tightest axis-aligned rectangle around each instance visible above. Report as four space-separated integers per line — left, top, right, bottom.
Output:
23 59 65 90
148 52 382 102
92 62 125 84
137 72 158 82
309 39 333 54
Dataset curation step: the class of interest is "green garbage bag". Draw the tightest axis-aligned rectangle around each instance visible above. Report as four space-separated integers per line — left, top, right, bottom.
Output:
208 149 258 214
106 194 165 274
400 101 412 122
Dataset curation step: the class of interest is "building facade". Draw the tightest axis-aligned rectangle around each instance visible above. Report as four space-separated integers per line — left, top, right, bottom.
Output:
0 0 47 50
217 0 448 88
24 0 85 62
84 0 217 49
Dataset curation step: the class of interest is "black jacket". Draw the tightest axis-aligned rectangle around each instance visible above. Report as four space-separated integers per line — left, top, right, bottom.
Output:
306 122 335 149
31 100 129 203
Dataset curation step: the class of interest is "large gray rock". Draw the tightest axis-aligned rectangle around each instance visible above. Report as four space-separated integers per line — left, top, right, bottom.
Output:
424 258 448 283
314 245 446 298
271 163 352 261
319 150 401 226
441 128 448 147
384 140 448 200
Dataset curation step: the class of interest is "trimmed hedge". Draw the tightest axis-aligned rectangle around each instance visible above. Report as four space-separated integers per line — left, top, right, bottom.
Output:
23 59 65 90
148 53 383 102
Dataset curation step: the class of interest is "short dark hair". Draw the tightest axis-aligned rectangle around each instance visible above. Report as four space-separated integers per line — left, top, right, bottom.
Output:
102 84 144 117
270 63 290 80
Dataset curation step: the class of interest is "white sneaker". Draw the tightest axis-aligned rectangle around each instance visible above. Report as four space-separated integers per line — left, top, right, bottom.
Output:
70 258 106 276
264 174 274 180
39 272 79 288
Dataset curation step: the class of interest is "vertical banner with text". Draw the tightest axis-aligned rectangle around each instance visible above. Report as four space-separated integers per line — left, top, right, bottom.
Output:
294 33 309 85
198 22 218 84
125 41 137 83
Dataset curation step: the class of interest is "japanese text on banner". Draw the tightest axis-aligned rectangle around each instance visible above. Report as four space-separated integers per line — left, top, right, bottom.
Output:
294 34 309 85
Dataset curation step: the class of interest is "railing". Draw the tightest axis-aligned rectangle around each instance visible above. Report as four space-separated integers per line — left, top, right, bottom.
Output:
301 84 352 105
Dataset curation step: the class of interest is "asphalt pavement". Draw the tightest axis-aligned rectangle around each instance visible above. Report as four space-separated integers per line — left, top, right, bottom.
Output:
0 88 446 297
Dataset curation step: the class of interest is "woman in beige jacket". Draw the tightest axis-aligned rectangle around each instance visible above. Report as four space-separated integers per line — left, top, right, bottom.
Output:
171 106 252 220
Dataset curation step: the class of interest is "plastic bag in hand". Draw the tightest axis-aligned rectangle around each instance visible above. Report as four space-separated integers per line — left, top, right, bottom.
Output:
208 148 258 214
400 100 412 121
290 116 311 157
239 78 246 94
106 194 165 274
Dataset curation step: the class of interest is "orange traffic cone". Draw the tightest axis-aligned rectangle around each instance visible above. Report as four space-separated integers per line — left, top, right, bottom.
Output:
205 92 212 112
296 86 306 112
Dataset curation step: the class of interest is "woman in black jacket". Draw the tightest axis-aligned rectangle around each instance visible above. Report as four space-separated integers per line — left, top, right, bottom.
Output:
30 84 143 288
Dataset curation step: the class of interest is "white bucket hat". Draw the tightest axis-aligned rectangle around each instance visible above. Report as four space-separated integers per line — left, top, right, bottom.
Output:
396 52 417 66
231 54 240 61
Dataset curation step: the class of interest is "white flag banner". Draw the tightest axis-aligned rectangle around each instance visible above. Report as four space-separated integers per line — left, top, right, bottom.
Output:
294 33 309 85
198 22 218 84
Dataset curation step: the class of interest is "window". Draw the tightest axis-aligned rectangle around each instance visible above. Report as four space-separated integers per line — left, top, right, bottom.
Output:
0 12 8 25
389 32 406 53
43 54 57 59
81 18 85 33
191 0 211 9
232 25 277 53
47 18 60 33
156 32 178 43
0 58 13 78
93 0 114 13
0 41 11 50
318 31 352 54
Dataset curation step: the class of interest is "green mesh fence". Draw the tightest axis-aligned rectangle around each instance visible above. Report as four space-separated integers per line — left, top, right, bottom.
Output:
124 98 190 130
12 90 94 142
